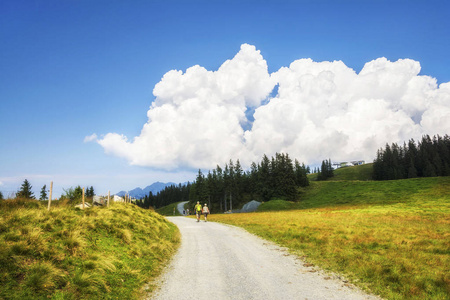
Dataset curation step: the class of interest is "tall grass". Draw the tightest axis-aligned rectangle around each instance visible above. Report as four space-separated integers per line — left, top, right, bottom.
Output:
214 176 450 300
0 199 180 299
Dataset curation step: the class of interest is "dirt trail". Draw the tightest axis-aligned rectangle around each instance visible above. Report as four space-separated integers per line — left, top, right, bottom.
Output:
148 217 380 300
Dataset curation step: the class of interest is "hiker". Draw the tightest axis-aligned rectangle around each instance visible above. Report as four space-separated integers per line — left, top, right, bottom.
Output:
194 201 202 222
202 203 210 222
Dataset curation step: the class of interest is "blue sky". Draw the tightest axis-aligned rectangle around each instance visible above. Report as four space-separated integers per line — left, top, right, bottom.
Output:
1 0 449 198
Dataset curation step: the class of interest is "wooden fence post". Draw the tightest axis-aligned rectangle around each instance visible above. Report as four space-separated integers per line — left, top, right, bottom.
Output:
108 191 110 208
82 187 85 209
47 181 53 211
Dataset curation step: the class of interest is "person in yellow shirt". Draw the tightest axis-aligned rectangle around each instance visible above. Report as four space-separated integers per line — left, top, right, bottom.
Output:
194 201 202 222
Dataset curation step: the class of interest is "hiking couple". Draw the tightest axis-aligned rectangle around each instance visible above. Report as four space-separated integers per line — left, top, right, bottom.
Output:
194 201 209 222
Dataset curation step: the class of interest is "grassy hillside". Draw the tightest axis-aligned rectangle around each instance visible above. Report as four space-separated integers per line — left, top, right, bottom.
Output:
328 163 374 181
308 163 374 181
0 200 180 300
214 167 450 300
295 176 450 210
156 201 183 216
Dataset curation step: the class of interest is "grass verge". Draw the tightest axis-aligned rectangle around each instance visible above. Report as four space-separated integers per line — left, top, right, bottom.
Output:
0 200 180 299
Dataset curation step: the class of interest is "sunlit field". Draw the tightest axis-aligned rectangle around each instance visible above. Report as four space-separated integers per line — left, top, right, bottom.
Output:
212 177 450 300
0 200 180 299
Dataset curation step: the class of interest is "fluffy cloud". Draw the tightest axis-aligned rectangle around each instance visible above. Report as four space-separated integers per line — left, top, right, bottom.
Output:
96 44 450 169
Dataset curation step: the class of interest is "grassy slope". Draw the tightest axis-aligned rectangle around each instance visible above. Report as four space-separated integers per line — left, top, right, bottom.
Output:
156 202 183 216
307 163 373 182
215 165 450 300
0 200 180 300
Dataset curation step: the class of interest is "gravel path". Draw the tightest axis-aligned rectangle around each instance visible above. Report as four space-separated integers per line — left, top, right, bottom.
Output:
148 217 381 300
176 201 189 215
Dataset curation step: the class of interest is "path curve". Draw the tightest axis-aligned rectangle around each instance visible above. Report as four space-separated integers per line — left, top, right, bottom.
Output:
176 201 189 215
149 217 380 300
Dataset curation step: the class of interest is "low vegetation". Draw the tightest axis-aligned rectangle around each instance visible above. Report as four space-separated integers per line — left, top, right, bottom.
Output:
0 200 180 299
212 167 450 300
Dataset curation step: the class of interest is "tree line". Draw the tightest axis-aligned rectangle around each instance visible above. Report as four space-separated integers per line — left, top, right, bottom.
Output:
134 154 335 212
187 153 310 212
135 183 191 209
373 134 450 180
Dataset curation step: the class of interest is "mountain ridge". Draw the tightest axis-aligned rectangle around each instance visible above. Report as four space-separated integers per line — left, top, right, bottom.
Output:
116 181 177 199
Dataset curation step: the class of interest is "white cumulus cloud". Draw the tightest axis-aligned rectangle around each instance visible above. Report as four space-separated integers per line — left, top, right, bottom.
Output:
96 44 450 169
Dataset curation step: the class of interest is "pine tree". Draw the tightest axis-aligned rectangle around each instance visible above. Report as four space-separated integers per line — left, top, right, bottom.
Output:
258 154 272 201
294 159 309 187
234 159 244 203
249 162 259 199
0 191 4 200
195 169 208 203
17 179 35 199
74 186 83 201
276 153 297 200
85 186 94 198
40 184 47 200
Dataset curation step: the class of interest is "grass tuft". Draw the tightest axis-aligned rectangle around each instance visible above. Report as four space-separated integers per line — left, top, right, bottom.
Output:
24 261 66 293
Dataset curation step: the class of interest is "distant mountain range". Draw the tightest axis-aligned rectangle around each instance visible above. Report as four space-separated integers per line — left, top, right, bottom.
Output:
116 182 177 199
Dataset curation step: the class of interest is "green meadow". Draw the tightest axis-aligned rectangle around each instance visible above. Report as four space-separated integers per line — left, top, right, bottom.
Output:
212 165 450 300
0 200 179 300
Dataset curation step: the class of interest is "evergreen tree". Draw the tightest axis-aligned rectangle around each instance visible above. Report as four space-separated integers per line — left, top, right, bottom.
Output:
258 154 273 201
40 184 47 200
234 159 244 202
317 159 333 181
228 160 236 211
249 162 259 199
195 169 208 203
17 179 35 199
0 191 4 200
85 186 94 198
214 166 224 211
74 186 83 201
273 153 297 200
294 159 309 187
407 156 418 178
